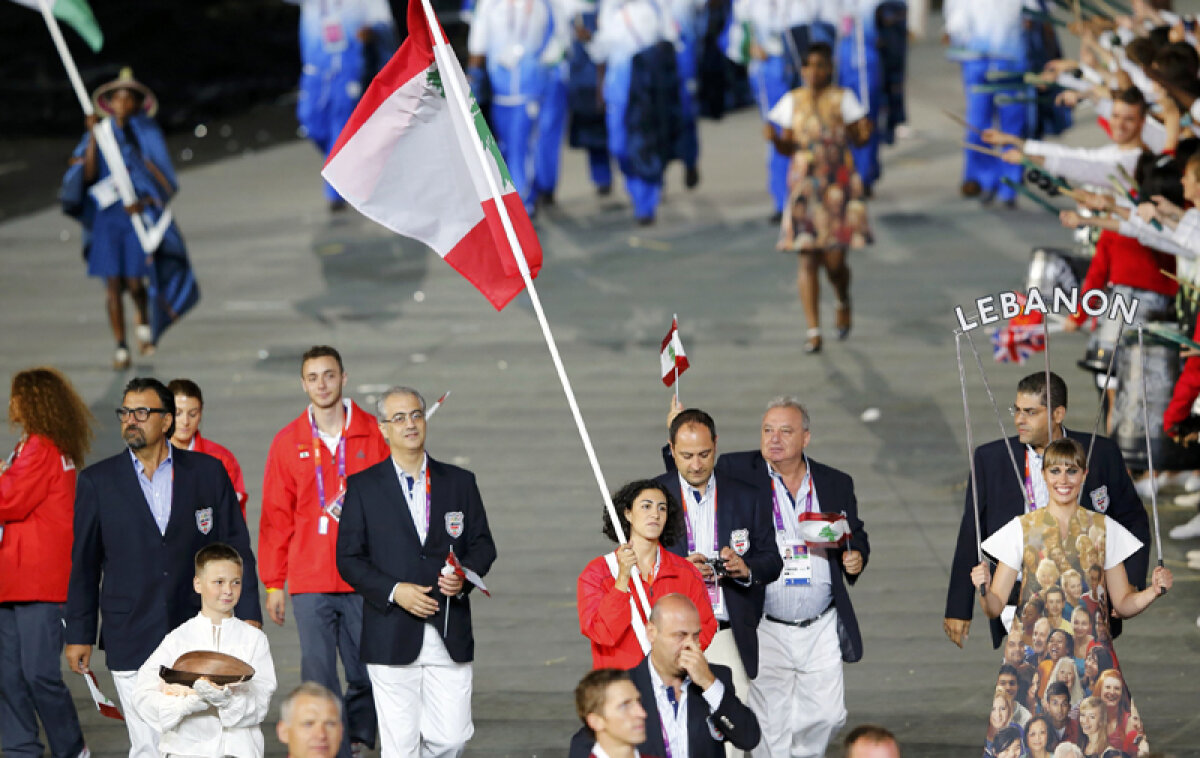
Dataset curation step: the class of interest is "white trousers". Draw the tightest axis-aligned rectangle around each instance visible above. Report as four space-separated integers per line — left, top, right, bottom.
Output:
111 669 160 758
706 627 750 758
367 625 473 758
748 612 846 758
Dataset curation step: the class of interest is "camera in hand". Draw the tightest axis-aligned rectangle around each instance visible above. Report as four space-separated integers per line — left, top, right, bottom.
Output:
708 556 730 579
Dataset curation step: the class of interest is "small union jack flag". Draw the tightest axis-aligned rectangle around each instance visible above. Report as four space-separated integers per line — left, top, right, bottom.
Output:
991 324 1046 364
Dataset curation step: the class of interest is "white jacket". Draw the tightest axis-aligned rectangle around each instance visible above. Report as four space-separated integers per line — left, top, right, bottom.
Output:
133 614 277 758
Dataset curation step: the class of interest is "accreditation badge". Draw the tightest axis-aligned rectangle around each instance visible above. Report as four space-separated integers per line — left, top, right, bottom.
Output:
1089 486 1109 514
707 579 726 617
731 529 749 556
781 541 812 586
445 511 464 538
321 16 348 54
195 507 214 535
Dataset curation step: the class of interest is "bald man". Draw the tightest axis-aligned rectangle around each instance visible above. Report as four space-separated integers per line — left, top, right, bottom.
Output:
277 682 343 758
843 724 901 758
569 594 760 758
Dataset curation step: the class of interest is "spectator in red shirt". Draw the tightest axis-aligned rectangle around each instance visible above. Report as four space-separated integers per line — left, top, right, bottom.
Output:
0 367 93 758
167 378 248 517
578 479 717 670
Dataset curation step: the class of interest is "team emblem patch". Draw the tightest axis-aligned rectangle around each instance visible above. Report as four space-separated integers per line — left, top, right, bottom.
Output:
1090 486 1110 514
731 529 749 556
195 507 214 535
445 511 464 538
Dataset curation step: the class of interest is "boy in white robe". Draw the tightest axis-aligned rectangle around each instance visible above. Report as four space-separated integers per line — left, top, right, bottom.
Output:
133 543 277 758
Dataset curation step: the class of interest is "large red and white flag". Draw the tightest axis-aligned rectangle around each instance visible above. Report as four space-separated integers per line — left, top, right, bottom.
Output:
82 668 124 721
660 317 690 387
321 0 542 310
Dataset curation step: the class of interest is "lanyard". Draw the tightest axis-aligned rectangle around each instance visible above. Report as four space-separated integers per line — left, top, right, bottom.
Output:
311 413 347 514
403 464 433 536
771 469 814 534
1023 451 1037 513
680 482 718 555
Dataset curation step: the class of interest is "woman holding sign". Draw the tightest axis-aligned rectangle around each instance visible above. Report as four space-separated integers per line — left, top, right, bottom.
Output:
970 438 1171 756
577 479 716 669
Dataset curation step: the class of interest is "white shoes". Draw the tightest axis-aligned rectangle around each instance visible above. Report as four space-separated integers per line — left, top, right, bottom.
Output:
1135 476 1157 500
1186 473 1200 493
1170 512 1200 540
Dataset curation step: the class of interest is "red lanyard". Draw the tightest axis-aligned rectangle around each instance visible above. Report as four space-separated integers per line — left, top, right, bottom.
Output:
681 482 718 555
402 465 433 535
310 413 347 514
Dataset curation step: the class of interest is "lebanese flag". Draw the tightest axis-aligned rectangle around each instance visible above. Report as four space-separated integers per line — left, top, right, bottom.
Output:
796 512 851 548
321 0 542 310
82 668 124 721
660 317 690 387
445 548 490 597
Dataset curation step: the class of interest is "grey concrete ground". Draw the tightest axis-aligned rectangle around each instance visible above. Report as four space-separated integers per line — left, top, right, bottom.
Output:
2 30 1200 758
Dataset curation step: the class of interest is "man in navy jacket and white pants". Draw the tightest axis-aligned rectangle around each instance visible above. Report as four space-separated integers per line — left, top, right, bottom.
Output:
337 386 497 758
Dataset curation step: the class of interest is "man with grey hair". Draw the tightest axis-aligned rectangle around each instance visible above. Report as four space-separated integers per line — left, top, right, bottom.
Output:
338 386 497 758
665 396 870 758
278 682 343 758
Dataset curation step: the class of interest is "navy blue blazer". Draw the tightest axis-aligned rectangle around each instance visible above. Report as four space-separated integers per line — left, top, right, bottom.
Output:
946 430 1151 647
65 448 261 671
653 471 782 679
568 658 760 758
337 455 497 665
667 448 870 663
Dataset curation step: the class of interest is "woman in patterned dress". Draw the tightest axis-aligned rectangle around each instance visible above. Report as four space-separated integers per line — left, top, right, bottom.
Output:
969 438 1171 758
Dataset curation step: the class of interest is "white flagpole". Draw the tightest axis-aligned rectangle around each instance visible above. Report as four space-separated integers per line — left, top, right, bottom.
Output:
673 313 679 403
420 0 654 631
36 0 93 117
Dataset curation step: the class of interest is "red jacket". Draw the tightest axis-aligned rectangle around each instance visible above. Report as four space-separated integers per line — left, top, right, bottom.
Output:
192 433 248 517
258 401 389 594
577 545 717 670
0 435 77 602
1071 230 1176 324
1164 319 1200 434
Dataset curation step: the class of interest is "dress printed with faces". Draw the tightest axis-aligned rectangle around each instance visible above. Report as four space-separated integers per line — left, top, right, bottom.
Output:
980 509 1145 758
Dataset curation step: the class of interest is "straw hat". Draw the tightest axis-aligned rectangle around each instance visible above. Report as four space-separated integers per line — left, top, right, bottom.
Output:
159 650 255 687
93 67 158 118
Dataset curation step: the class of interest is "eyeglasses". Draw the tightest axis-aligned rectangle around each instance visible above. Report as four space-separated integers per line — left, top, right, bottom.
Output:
380 410 425 425
1008 405 1044 419
115 406 169 422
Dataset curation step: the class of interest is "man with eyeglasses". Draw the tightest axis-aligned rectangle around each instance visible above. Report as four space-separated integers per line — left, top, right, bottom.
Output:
259 345 388 758
943 371 1149 651
64 377 260 758
337 386 497 758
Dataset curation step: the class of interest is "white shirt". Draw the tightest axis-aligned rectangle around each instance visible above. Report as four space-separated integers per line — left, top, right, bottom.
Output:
592 0 676 66
729 0 814 58
132 614 277 758
394 453 430 543
308 399 351 456
1021 141 1141 189
1024 446 1049 512
1119 208 1200 260
647 660 726 758
468 0 555 66
982 513 1142 573
677 472 729 621
942 0 1024 58
763 459 833 621
767 87 867 130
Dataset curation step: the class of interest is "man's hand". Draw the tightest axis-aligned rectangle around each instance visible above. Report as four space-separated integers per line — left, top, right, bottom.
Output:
667 395 684 432
65 644 92 675
393 583 439 617
266 591 287 626
1056 90 1082 108
688 552 715 579
719 547 750 579
1001 148 1024 165
1060 209 1085 228
981 128 1019 148
943 618 970 648
356 26 377 43
438 571 464 596
762 122 777 142
841 550 863 576
749 41 766 61
85 114 99 130
1151 195 1184 222
677 640 715 690
1137 202 1160 224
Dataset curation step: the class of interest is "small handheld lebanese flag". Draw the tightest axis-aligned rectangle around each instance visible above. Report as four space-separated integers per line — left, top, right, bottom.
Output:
321 0 542 310
797 512 851 548
660 317 690 387
82 668 125 720
445 548 490 597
